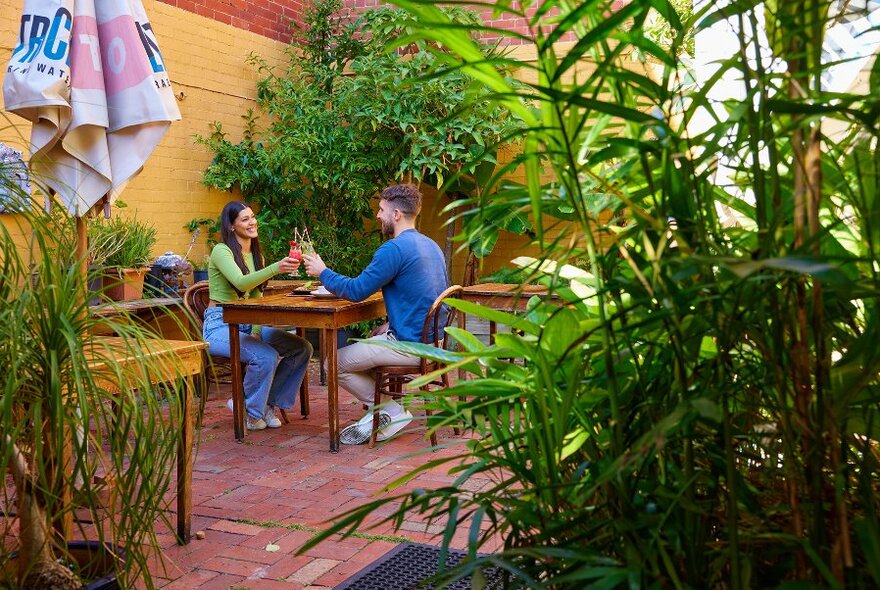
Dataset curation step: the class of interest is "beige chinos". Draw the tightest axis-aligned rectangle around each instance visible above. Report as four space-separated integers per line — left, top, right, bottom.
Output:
335 333 420 404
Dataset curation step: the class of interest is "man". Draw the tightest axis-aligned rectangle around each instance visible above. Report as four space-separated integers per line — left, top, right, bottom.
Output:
302 184 449 444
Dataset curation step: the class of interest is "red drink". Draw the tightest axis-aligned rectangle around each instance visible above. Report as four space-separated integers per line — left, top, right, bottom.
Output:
288 240 302 261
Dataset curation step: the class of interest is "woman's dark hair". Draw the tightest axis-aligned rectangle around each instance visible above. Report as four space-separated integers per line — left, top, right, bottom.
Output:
220 201 267 295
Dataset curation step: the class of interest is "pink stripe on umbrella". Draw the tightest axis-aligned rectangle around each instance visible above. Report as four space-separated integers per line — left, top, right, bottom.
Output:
70 16 103 91
99 15 152 96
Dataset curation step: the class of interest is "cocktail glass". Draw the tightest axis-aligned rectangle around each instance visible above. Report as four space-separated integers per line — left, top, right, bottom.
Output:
288 240 302 261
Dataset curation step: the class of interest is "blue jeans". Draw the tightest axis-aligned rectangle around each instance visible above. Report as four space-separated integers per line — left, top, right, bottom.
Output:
203 306 313 420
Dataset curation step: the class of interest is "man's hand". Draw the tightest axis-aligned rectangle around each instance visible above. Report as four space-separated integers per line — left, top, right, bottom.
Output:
302 252 327 277
278 256 301 274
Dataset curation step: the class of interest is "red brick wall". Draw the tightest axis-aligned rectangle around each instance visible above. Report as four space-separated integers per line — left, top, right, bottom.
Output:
157 0 305 42
158 0 627 44
343 0 538 42
339 0 627 44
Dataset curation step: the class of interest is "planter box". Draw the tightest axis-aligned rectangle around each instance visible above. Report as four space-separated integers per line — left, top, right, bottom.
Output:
103 267 147 301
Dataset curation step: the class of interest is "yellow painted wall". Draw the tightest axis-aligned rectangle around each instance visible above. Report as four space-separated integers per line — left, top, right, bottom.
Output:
0 0 526 282
2 3 637 284
0 0 289 266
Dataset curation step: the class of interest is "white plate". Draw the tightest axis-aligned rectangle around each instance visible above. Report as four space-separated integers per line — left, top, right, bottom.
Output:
311 290 336 299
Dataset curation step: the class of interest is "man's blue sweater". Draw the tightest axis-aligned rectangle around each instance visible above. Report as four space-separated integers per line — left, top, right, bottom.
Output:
319 229 449 343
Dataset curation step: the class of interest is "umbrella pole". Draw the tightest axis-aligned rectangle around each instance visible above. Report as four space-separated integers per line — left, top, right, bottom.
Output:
76 215 88 286
50 215 90 540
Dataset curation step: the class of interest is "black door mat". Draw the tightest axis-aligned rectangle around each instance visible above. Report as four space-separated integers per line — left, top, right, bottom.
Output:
335 542 507 590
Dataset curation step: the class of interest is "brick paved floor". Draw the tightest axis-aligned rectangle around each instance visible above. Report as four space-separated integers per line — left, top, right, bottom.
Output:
150 365 494 589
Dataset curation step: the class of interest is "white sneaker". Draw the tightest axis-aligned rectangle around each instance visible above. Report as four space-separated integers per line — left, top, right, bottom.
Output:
376 411 414 442
263 405 282 428
340 411 391 445
246 416 267 431
356 408 378 428
227 399 269 430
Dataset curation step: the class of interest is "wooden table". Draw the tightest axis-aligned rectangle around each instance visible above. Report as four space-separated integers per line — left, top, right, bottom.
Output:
460 283 553 340
89 297 195 340
86 336 207 544
221 292 386 451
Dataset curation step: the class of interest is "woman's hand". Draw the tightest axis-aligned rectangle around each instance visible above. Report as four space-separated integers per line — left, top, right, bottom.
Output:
302 253 327 277
278 256 301 274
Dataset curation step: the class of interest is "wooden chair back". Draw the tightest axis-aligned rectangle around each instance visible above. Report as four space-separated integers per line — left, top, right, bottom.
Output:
182 280 307 424
369 284 464 447
418 284 464 372
182 280 211 333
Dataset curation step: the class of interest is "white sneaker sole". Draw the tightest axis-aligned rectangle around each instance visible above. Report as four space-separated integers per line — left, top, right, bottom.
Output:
340 412 391 445
376 412 414 442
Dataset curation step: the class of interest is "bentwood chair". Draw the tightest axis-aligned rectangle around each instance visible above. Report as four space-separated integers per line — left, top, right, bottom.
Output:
183 280 310 424
368 285 464 448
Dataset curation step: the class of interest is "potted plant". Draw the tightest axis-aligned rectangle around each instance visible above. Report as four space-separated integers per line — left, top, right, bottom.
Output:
85 221 124 304
89 215 157 301
184 217 218 283
0 181 188 588
182 255 208 284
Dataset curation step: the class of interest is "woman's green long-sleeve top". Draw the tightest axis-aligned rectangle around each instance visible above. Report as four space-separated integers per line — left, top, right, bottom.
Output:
207 243 280 303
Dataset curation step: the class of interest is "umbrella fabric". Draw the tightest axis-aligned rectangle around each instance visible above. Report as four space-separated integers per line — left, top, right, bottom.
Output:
3 0 181 216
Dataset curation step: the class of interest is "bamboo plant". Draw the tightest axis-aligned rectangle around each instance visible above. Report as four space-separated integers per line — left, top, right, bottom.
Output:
0 167 189 587
301 0 880 588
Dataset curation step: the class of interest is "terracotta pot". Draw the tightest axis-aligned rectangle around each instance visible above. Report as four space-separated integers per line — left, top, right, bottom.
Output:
103 267 147 301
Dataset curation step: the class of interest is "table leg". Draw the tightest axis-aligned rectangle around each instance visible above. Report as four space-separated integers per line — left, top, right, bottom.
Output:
324 327 339 452
296 327 310 417
319 329 327 385
229 324 245 441
177 373 194 544
458 310 468 383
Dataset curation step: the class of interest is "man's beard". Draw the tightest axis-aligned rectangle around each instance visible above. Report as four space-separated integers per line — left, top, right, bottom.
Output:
381 219 394 236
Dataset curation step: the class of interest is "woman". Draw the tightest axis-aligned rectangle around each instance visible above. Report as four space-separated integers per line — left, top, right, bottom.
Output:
203 201 313 430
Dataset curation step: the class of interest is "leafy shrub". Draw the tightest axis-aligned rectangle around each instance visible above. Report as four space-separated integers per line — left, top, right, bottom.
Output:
197 0 522 277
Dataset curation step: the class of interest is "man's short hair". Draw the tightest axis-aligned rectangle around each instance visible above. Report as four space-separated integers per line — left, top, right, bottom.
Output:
380 184 421 217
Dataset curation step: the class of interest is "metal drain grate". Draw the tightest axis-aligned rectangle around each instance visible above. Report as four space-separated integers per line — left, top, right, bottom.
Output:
335 542 505 590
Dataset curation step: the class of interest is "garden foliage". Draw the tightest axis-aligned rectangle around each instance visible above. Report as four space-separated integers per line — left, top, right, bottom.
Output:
198 0 521 275
0 165 188 588
302 0 880 588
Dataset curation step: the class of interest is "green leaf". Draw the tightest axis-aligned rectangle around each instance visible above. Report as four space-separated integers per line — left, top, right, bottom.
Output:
559 427 589 461
726 256 852 286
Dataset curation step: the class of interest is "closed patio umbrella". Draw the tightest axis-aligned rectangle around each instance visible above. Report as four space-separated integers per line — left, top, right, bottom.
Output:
3 0 180 258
